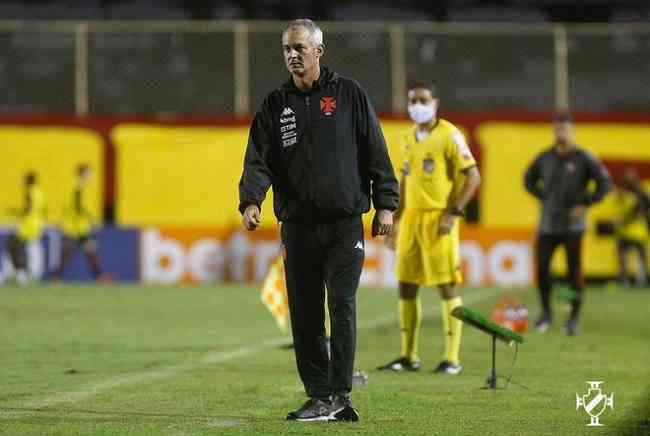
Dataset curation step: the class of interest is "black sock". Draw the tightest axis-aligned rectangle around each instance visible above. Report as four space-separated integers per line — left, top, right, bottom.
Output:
540 287 552 316
569 293 582 320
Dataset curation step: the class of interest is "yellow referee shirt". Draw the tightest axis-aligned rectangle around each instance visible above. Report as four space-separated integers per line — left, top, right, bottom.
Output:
400 119 476 210
616 191 649 242
62 179 93 238
17 184 46 241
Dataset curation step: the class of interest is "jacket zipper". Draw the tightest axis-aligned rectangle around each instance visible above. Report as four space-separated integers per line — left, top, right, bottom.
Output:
304 95 315 206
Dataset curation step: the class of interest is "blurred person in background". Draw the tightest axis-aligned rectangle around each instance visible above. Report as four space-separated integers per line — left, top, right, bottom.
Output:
614 168 649 287
524 113 612 336
379 82 481 375
239 19 398 422
1 171 46 286
52 164 109 283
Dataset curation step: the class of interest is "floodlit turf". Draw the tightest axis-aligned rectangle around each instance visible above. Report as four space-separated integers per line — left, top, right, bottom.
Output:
0 283 648 435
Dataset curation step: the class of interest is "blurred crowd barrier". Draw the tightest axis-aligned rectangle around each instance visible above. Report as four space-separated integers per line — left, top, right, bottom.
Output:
0 22 649 116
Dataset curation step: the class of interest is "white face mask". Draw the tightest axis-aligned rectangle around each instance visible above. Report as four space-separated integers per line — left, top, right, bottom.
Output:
407 102 437 125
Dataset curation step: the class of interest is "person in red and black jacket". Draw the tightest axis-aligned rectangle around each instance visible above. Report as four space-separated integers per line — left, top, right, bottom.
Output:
524 113 612 336
238 19 398 422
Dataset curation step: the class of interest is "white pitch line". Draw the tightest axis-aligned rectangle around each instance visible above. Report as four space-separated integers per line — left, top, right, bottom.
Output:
13 287 518 411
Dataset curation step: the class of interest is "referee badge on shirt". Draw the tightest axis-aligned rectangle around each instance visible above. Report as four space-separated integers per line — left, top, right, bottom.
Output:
422 156 435 174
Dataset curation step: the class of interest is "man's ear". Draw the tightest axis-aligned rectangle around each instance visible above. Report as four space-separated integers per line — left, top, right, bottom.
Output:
317 43 325 58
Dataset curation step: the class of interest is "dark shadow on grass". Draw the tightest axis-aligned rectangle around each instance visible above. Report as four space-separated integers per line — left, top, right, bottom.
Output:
613 387 650 436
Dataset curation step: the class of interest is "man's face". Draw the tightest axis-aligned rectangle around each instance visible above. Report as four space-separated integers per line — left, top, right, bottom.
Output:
79 168 92 183
24 173 36 186
622 168 638 190
282 27 321 77
554 121 573 145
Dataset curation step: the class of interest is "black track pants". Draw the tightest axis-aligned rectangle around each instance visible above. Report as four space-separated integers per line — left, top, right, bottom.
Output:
281 216 364 399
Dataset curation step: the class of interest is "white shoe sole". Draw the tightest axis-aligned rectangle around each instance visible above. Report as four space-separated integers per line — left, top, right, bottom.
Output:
295 415 334 422
330 406 359 422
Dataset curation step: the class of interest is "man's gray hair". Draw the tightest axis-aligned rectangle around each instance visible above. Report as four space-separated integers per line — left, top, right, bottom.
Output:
284 18 324 47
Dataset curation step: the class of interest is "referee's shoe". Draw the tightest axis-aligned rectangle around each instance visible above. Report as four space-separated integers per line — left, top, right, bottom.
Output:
376 357 421 372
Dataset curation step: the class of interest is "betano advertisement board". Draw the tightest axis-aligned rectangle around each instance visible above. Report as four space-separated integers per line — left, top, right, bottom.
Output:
1 226 535 287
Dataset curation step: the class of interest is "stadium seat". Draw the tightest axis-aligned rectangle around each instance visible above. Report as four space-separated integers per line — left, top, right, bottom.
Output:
610 7 650 22
331 2 432 21
0 2 27 19
107 0 191 20
211 0 244 20
24 1 103 20
447 6 549 23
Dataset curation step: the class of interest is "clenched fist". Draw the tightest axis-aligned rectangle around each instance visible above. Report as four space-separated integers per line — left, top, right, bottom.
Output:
242 204 261 231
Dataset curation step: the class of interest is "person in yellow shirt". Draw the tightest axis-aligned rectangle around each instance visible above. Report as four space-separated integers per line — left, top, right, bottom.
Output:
53 164 108 282
615 168 649 287
378 82 481 375
5 171 46 286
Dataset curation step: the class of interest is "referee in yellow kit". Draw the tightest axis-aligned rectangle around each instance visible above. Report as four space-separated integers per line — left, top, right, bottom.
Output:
4 171 46 286
379 82 481 374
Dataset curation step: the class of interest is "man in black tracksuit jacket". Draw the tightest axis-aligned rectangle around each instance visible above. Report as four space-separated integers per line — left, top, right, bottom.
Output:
238 19 398 422
524 113 612 336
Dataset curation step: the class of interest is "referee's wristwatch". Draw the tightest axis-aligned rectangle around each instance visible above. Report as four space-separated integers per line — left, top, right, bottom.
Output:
449 206 465 217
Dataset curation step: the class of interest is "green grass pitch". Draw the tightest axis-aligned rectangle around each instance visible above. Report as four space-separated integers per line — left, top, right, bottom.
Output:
0 283 648 435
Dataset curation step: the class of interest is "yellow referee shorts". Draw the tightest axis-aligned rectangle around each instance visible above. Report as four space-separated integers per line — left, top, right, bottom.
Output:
395 209 463 286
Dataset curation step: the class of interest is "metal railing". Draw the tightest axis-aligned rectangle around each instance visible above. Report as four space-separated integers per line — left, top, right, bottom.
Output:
0 20 649 116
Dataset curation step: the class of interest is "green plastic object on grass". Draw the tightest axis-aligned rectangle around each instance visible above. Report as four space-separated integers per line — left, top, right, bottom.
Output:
555 287 578 301
451 306 524 345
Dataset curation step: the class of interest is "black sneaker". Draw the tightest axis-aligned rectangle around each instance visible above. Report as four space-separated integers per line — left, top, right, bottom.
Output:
286 398 332 422
433 360 463 375
564 318 579 336
534 312 553 333
330 395 359 422
376 357 421 372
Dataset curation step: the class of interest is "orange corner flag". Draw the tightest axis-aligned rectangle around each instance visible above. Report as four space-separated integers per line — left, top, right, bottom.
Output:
260 255 290 332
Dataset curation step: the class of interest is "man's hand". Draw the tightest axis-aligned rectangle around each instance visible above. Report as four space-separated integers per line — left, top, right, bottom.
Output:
570 205 586 223
438 212 456 235
384 221 399 250
242 204 261 231
372 209 394 237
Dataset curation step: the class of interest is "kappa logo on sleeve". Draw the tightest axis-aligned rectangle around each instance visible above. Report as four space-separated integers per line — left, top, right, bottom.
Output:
281 107 295 116
320 97 336 116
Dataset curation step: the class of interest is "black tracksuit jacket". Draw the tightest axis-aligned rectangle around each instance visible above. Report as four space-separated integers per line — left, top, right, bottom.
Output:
239 66 399 222
524 145 612 234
